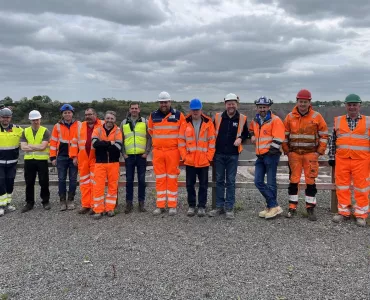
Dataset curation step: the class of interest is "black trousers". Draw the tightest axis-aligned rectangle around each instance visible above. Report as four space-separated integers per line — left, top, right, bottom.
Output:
0 163 17 206
24 159 50 205
186 166 209 208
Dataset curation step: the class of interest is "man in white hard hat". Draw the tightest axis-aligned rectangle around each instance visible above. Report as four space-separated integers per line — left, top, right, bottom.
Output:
148 91 185 216
20 110 51 212
209 93 248 219
0 107 23 216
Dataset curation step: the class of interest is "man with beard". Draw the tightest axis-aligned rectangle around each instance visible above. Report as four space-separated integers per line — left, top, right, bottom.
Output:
249 97 285 219
148 91 185 216
121 102 152 214
0 107 23 216
209 93 248 220
91 111 122 219
70 108 105 215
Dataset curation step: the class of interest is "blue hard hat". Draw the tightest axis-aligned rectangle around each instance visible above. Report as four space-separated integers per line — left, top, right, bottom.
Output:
60 104 74 112
189 98 202 110
254 96 273 106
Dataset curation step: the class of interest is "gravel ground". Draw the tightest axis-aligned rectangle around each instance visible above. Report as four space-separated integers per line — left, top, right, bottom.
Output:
1 179 370 300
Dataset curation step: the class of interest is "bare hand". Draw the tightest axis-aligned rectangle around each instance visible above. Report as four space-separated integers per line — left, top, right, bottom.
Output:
234 137 242 147
124 154 129 159
51 160 57 166
73 157 78 166
142 153 147 159
110 141 115 145
251 136 256 144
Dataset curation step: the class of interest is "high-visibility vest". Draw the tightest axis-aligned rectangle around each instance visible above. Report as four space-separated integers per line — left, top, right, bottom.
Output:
214 112 247 153
282 106 328 155
24 126 49 160
334 115 370 159
122 117 147 155
249 113 285 155
0 124 23 164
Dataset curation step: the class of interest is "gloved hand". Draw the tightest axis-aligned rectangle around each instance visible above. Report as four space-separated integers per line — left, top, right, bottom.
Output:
328 159 335 167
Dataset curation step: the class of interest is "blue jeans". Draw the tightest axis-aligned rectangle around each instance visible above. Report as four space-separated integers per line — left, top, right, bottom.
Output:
254 154 280 208
215 153 238 211
125 154 147 202
57 156 78 196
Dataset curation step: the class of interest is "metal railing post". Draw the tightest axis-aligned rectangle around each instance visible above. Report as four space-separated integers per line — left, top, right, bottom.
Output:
211 162 216 209
330 165 338 213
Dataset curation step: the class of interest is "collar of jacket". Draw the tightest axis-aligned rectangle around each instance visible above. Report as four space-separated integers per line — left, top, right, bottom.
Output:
185 113 210 124
221 110 240 120
156 107 176 117
59 119 76 126
292 105 312 117
0 123 14 132
254 110 272 125
345 113 362 120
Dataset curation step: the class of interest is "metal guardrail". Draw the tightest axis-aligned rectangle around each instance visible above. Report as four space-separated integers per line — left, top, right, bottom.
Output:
15 160 338 212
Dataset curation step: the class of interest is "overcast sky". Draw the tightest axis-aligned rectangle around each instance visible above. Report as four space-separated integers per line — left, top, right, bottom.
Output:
0 0 370 103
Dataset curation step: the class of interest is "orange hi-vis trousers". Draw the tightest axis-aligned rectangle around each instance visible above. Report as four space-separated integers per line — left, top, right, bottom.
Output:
92 162 120 213
153 148 180 208
335 157 369 219
288 152 319 208
78 156 96 209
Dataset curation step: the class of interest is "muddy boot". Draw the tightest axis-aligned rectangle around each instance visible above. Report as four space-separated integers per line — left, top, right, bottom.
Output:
67 192 75 210
60 194 67 211
124 202 133 214
307 207 317 221
138 201 147 212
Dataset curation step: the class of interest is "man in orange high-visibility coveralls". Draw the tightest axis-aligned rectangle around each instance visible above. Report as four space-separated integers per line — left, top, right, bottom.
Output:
329 94 370 227
91 111 122 220
148 91 185 216
70 108 104 215
282 89 328 221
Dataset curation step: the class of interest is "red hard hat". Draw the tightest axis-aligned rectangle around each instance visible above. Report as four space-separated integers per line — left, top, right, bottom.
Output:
296 89 312 100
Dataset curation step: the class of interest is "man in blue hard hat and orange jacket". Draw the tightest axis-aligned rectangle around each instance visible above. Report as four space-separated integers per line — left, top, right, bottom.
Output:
178 99 216 217
50 104 80 211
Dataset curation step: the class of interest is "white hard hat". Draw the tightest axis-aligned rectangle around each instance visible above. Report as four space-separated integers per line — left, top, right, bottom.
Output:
29 110 42 120
157 91 172 102
224 93 239 102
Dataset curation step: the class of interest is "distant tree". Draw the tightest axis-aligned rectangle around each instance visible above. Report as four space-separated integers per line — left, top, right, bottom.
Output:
0 96 13 106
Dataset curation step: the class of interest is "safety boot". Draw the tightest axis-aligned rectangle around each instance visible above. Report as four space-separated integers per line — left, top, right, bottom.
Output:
78 207 91 214
138 201 147 212
356 218 366 227
225 210 235 220
0 207 4 217
5 204 16 212
208 208 225 217
307 207 317 221
187 207 196 217
285 208 297 218
197 208 206 217
124 202 133 214
153 208 165 216
265 206 283 219
332 214 350 223
168 208 177 216
66 192 75 210
60 194 67 211
92 213 103 220
21 204 34 213
107 210 115 217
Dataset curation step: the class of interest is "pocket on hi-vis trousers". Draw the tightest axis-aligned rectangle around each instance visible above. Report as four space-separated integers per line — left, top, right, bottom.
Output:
309 160 319 178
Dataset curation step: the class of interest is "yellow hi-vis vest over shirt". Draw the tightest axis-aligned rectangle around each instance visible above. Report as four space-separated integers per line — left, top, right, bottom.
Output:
122 117 147 155
24 126 50 160
0 125 23 164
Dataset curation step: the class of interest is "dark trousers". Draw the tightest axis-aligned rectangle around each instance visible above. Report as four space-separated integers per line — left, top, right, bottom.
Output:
0 163 17 206
24 159 50 205
57 156 78 197
186 165 209 208
125 154 147 202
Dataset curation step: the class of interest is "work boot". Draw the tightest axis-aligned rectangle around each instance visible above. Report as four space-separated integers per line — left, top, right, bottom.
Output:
307 207 317 221
5 204 16 212
124 202 133 214
332 214 350 223
187 207 196 217
0 207 4 217
153 208 165 216
60 194 67 211
43 202 51 210
88 209 95 215
259 208 269 218
168 208 177 216
92 213 103 220
208 208 225 217
78 207 91 214
285 208 297 218
265 206 283 219
21 204 34 213
197 208 206 217
66 192 75 210
356 218 366 227
225 210 235 220
107 210 115 217
138 201 147 212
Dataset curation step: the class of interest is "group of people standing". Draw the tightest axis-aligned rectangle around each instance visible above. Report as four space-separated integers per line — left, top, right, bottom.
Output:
0 90 368 226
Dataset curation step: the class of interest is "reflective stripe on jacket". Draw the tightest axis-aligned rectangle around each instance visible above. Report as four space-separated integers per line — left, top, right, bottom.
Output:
24 126 49 160
282 106 328 155
334 115 370 159
214 112 247 153
249 113 285 155
148 107 185 149
50 120 80 158
178 113 216 167
0 124 23 164
122 117 147 155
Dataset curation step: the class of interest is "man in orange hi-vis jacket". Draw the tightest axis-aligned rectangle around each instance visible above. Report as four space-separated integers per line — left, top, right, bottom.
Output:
282 89 328 221
91 111 122 220
70 108 104 215
329 94 370 227
178 98 216 217
148 91 185 216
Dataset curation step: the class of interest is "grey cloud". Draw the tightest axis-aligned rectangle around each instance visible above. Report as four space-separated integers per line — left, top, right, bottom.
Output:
0 0 166 26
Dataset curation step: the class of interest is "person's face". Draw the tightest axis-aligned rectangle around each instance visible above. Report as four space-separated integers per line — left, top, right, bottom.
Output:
105 114 116 127
130 105 140 118
0 116 11 127
225 100 237 115
62 110 73 122
159 101 171 114
31 119 41 128
256 105 269 117
346 103 361 117
85 109 97 124
191 109 201 120
297 99 310 113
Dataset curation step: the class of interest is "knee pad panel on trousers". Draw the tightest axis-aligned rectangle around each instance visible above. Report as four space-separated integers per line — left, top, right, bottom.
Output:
306 183 317 197
288 183 298 195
